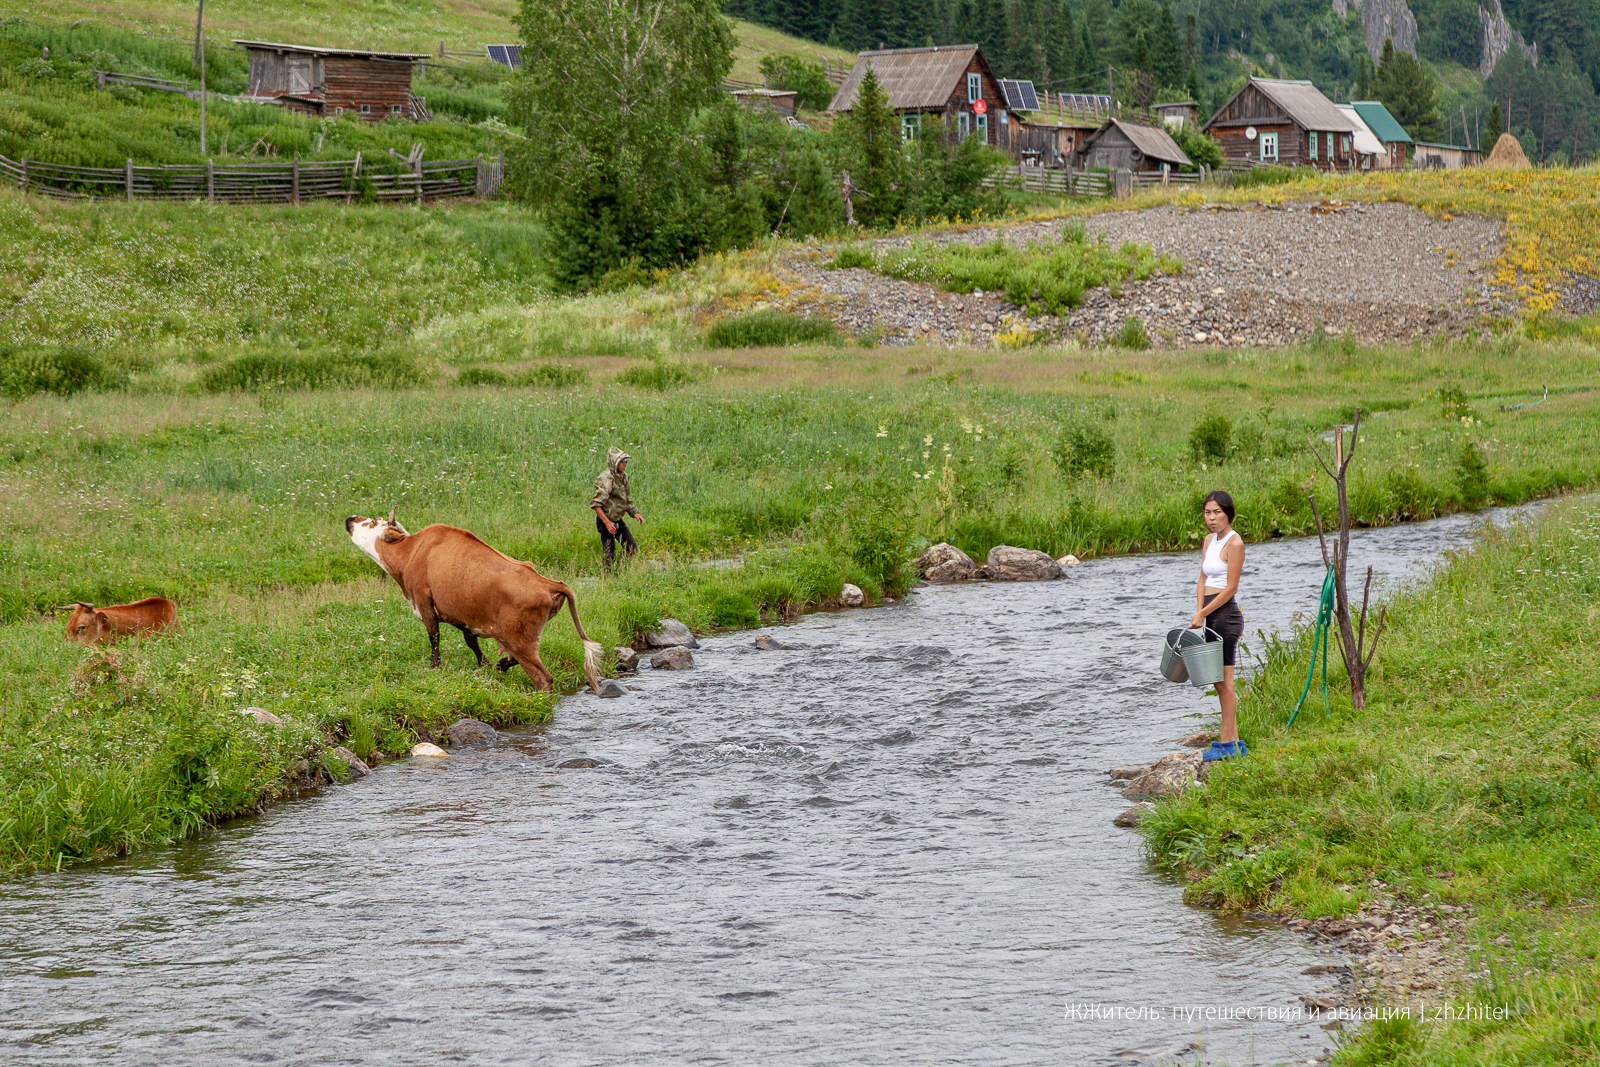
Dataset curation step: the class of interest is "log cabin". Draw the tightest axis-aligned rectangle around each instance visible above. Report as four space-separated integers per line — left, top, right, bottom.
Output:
237 40 430 122
1203 77 1359 170
828 46 1008 150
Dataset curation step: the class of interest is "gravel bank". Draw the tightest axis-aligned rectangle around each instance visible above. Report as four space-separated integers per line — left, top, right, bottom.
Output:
781 201 1508 348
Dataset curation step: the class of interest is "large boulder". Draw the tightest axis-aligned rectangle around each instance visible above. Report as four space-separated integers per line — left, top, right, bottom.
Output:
239 707 283 726
1121 749 1207 800
645 618 699 649
597 679 628 698
447 719 497 746
980 546 1063 581
916 542 977 583
651 645 695 670
613 646 640 672
839 583 865 607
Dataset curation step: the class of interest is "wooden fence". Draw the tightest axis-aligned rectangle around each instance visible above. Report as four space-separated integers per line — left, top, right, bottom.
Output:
986 163 1225 199
0 152 505 205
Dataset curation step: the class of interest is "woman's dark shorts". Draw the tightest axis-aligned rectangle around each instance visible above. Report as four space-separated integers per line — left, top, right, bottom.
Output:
1204 595 1245 668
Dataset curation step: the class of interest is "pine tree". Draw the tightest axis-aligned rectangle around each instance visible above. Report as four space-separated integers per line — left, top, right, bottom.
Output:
1355 52 1373 99
1373 37 1444 142
1076 22 1101 93
836 67 902 225
1486 99 1504 142
1051 0 1077 91
1149 3 1183 90
1184 14 1200 101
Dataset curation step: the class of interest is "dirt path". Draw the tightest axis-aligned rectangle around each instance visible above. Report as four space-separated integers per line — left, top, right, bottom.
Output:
779 201 1507 348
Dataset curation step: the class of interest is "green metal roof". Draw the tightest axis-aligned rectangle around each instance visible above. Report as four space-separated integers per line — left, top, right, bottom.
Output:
1350 101 1413 144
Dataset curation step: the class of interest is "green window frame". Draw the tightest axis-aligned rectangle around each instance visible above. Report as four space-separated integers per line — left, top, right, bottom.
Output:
958 111 969 139
975 112 987 142
967 72 980 103
1260 132 1277 161
902 113 921 142
1309 131 1318 159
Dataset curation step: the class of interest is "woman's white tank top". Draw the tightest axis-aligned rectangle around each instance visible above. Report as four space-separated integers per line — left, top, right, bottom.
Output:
1202 530 1238 590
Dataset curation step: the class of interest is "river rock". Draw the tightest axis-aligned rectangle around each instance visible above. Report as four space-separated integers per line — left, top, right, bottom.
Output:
1113 802 1154 827
1177 731 1217 748
979 546 1063 581
645 618 699 649
556 757 603 768
613 646 640 671
330 746 370 779
410 742 448 758
1121 749 1207 799
597 679 628 698
447 719 497 746
916 542 976 582
840 583 865 607
1107 763 1153 780
651 646 695 670
239 707 283 726
1057 554 1082 567
754 634 794 650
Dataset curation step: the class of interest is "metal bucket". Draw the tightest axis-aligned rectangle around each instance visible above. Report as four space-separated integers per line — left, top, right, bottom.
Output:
1180 627 1226 688
1160 627 1208 683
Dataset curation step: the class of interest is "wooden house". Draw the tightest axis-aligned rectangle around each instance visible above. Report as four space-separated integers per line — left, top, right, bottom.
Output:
1154 100 1200 130
1013 116 1100 166
1412 142 1480 169
1203 77 1359 170
828 46 1007 150
1335 104 1385 170
1348 101 1413 169
236 40 430 121
1075 118 1192 173
730 88 799 119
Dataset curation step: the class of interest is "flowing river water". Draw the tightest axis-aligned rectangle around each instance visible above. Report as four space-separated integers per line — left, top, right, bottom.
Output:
0 509 1525 1066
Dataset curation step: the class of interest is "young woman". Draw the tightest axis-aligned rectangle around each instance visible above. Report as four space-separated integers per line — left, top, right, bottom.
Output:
1190 490 1247 761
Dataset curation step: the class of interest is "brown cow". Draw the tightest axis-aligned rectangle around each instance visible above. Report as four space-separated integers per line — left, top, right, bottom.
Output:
60 597 181 644
345 511 601 693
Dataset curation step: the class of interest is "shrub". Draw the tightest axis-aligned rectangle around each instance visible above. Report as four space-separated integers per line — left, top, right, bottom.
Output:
1189 412 1233 464
456 367 509 387
1053 421 1116 479
1115 316 1151 350
830 245 874 270
706 310 837 349
702 586 760 628
617 359 699 391
1436 383 1473 419
0 345 122 399
1229 164 1299 188
198 351 425 393
517 363 586 388
1455 441 1491 508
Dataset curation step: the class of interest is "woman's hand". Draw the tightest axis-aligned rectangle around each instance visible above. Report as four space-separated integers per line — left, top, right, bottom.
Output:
1188 611 1206 629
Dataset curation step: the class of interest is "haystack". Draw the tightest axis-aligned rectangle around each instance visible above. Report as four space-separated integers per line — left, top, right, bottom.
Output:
1484 133 1529 169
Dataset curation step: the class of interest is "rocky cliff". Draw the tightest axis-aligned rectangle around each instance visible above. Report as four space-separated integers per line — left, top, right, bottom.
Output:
1478 0 1538 76
1331 0 1420 60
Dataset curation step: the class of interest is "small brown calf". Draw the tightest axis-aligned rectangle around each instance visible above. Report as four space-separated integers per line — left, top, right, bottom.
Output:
60 598 181 644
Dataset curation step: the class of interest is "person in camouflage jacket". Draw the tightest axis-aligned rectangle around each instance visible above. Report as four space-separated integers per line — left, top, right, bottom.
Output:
591 446 643 572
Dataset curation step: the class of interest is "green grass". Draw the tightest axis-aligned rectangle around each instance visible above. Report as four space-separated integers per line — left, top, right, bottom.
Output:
832 229 1183 316
706 309 838 349
1138 499 1600 1064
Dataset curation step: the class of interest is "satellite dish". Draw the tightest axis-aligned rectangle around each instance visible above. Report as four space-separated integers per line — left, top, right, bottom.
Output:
1246 126 1258 140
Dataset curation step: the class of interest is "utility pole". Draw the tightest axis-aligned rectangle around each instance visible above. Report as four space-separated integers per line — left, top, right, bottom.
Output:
196 0 207 156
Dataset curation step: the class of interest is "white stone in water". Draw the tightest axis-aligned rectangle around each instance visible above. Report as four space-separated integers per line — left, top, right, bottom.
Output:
1057 554 1082 567
840 583 865 607
410 742 448 757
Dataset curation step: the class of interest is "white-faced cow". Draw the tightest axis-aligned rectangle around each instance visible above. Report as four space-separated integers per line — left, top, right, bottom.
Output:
345 512 601 693
60 597 181 644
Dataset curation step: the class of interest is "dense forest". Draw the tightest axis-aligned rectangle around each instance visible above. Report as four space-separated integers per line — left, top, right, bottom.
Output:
725 0 1599 161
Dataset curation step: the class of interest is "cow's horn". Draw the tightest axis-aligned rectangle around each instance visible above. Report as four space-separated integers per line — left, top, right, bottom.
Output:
388 506 396 523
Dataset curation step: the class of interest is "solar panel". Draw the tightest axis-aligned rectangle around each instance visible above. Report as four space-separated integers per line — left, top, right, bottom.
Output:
1015 80 1039 111
998 80 1033 111
485 44 522 69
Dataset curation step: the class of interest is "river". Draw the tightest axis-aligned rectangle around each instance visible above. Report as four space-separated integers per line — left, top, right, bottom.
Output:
0 508 1521 1066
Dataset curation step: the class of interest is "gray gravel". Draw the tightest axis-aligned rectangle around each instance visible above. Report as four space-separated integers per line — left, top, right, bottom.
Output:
781 201 1510 348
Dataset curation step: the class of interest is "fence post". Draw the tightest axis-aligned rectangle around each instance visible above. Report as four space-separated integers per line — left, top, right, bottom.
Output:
1161 161 1169 186
126 158 134 200
415 157 423 204
207 157 214 201
475 152 484 197
292 156 300 204
18 158 26 192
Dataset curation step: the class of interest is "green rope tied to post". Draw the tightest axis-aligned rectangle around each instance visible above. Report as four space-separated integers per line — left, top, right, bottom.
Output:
1288 564 1336 726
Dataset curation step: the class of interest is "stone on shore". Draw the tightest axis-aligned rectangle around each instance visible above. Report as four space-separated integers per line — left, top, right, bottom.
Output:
840 583 865 607
597 680 628 698
447 719 497 746
239 707 283 726
1113 802 1155 827
1107 764 1153 781
1057 554 1082 567
330 746 370 779
613 646 640 671
916 542 976 582
411 742 448 757
645 618 700 649
1176 731 1216 748
979 546 1063 581
651 646 695 670
1121 749 1207 799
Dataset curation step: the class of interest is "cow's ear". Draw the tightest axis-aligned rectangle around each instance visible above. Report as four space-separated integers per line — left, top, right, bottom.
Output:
94 610 110 628
378 527 406 543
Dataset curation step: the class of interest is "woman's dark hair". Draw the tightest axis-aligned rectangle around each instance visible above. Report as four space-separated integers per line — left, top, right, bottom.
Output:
1203 490 1235 523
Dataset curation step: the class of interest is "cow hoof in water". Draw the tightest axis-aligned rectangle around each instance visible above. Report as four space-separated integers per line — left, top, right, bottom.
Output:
410 742 448 758
596 680 627 698
447 719 497 746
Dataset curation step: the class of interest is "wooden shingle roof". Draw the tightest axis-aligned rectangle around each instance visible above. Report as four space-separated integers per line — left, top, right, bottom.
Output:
828 46 984 112
1245 78 1357 132
1085 118 1193 167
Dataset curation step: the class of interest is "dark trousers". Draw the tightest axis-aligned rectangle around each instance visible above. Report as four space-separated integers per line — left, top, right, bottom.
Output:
597 514 637 571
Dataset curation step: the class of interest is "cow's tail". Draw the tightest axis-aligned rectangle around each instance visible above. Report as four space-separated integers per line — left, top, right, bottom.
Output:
556 583 602 694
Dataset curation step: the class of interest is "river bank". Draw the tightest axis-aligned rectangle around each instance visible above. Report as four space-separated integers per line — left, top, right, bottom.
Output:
1139 497 1600 1064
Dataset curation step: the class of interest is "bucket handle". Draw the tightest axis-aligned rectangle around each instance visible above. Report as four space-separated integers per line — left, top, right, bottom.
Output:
1169 624 1219 650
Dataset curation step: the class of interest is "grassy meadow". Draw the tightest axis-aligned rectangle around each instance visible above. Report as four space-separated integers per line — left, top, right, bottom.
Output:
1140 499 1600 1066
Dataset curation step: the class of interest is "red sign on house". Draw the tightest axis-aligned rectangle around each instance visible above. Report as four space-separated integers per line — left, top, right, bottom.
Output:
972 98 987 115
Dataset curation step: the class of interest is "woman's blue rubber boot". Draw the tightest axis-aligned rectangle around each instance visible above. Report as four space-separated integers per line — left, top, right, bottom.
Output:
1203 740 1249 762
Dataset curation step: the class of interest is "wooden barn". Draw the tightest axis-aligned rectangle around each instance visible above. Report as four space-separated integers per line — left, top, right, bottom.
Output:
1203 77 1359 170
1154 100 1200 130
730 88 799 119
236 40 430 121
1412 142 1480 169
1075 118 1192 173
1013 116 1100 166
828 46 1007 149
